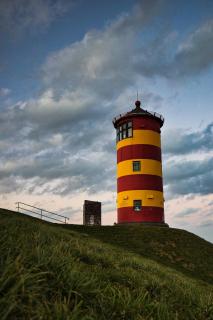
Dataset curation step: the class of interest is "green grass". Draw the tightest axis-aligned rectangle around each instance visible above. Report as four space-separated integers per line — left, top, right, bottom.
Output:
0 208 213 319
62 223 213 284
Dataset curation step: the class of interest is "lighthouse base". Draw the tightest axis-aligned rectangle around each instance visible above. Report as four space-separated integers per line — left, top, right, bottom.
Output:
116 221 169 227
117 207 166 225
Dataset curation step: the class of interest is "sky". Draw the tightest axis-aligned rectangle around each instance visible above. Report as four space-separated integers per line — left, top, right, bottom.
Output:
0 0 213 242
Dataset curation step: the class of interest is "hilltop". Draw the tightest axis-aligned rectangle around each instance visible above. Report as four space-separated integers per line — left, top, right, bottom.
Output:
0 208 213 319
63 223 213 284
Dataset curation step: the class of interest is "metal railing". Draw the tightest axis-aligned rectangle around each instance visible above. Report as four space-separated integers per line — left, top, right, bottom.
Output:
113 110 164 124
15 202 69 224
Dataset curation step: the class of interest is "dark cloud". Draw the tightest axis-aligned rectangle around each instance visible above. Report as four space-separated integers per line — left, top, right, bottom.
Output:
135 19 213 79
0 141 116 195
165 157 213 183
164 157 213 196
173 19 213 77
163 123 213 155
0 176 22 193
0 86 117 196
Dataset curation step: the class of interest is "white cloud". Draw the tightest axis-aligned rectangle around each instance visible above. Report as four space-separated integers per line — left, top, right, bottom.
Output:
49 133 63 146
41 0 162 94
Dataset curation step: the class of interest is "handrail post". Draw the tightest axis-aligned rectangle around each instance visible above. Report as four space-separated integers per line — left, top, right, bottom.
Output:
15 201 68 223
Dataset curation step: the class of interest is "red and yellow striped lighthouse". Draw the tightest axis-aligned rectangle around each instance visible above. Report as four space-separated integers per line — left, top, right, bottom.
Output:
113 100 165 224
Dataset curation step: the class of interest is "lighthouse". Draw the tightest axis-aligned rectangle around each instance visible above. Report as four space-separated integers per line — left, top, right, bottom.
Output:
113 99 166 225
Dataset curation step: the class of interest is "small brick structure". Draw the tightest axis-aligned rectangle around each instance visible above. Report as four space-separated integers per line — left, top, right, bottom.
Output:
83 200 101 226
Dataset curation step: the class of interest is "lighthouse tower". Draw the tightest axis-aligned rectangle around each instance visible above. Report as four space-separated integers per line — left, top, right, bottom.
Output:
113 100 165 225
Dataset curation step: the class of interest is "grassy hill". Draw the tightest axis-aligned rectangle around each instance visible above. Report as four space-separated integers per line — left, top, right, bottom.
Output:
62 223 213 284
0 208 213 319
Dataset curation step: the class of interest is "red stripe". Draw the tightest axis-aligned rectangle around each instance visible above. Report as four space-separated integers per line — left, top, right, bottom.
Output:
117 144 162 163
132 117 160 132
117 175 163 192
114 116 161 132
118 207 164 223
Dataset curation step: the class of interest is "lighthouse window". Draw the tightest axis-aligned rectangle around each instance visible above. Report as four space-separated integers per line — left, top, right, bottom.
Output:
133 161 141 172
122 123 127 139
127 121 132 138
128 127 132 137
119 130 122 141
134 200 142 211
116 121 132 142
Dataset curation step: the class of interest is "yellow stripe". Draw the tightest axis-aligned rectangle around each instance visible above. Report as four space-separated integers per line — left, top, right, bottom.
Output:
117 130 161 150
117 159 162 178
117 190 164 208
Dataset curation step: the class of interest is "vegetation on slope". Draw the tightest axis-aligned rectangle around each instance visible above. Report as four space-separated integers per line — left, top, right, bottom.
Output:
0 208 213 320
63 223 213 284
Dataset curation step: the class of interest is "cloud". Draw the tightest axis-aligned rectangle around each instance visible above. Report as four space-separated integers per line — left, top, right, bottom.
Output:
0 88 11 96
164 157 213 196
163 123 213 155
0 0 73 36
175 207 199 218
1 0 212 201
0 0 164 196
55 206 80 219
0 134 116 195
135 18 213 79
165 157 213 182
41 0 165 94
207 200 213 207
199 220 213 228
173 19 213 77
0 176 21 194
163 120 213 199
